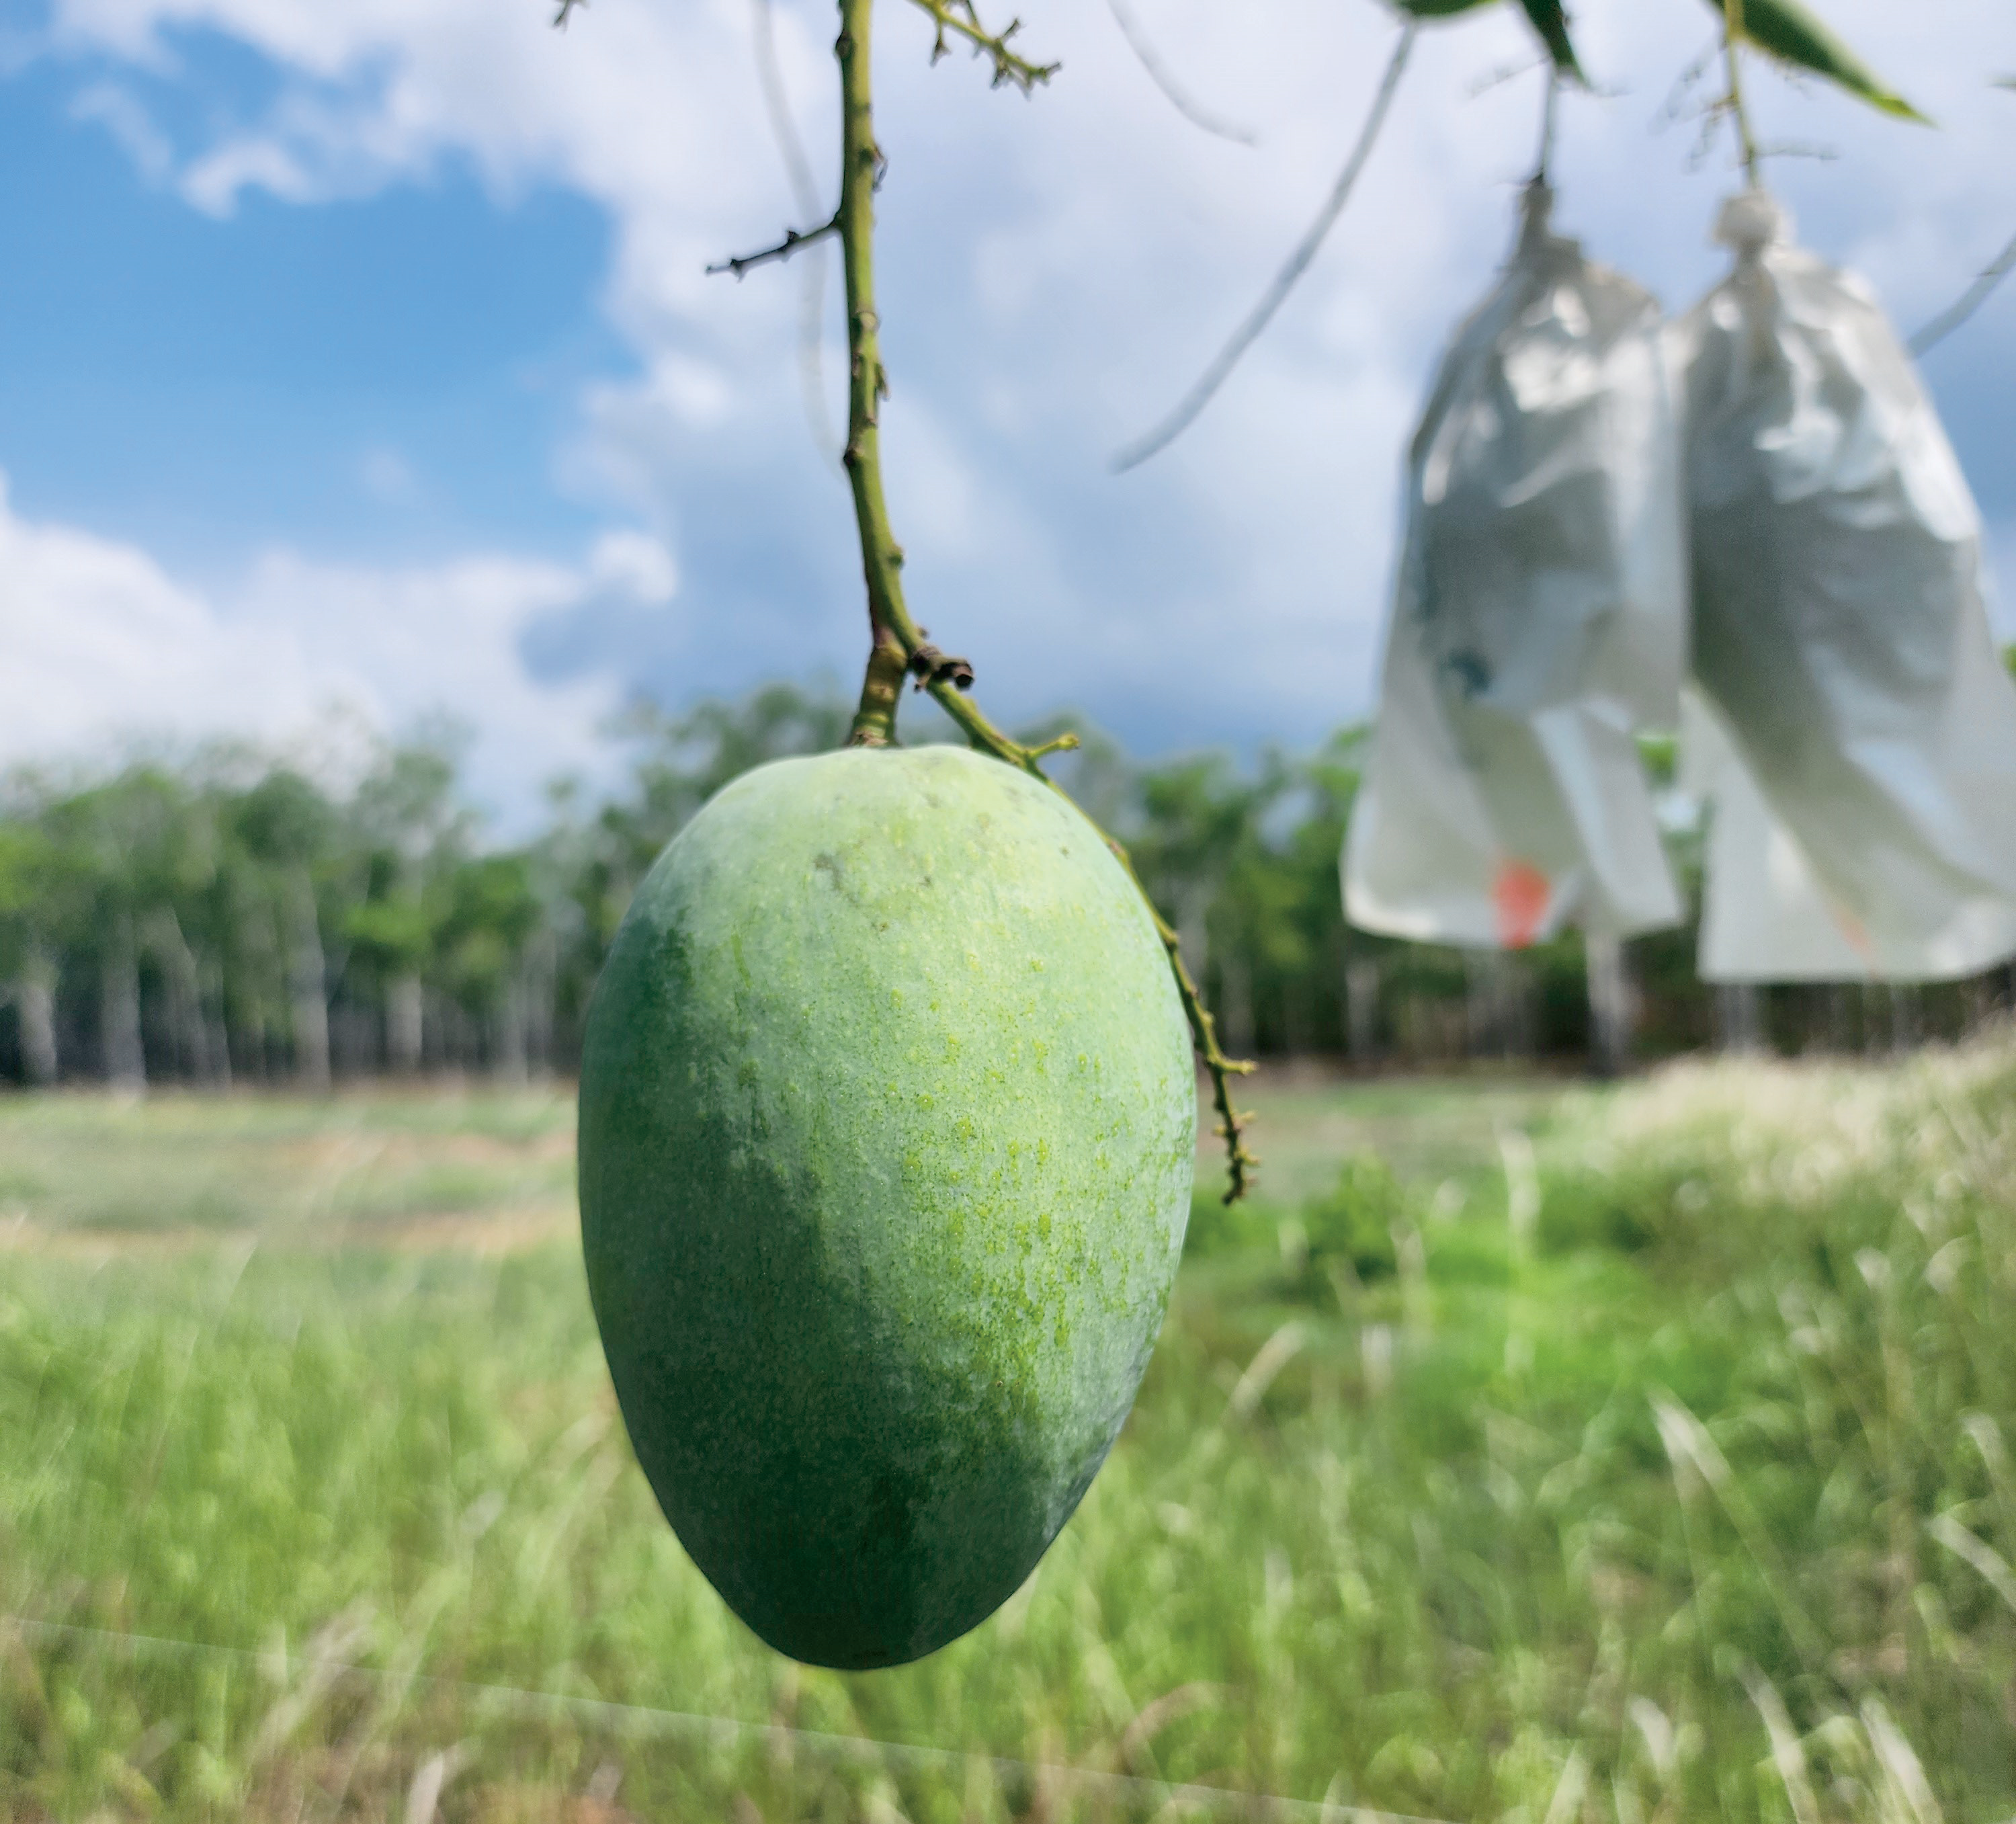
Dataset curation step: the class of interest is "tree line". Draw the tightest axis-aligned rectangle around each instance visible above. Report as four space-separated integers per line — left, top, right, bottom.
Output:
3 660 2014 1091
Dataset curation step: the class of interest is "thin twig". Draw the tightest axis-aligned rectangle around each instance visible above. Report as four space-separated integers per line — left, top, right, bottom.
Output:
1754 139 1836 163
552 0 585 26
751 0 824 214
1533 67 1559 183
828 0 1256 1200
914 667 1263 1203
1111 21 1416 473
1910 224 2016 356
1722 0 1762 188
907 0 1058 93
750 0 842 459
1654 40 1720 134
1469 54 1550 101
1105 0 1255 146
707 215 843 279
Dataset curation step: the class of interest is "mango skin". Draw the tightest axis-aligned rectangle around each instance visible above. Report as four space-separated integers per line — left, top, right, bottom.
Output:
577 745 1196 1669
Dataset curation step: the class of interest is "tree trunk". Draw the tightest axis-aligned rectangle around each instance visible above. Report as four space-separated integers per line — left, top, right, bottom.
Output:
1464 952 1493 1059
1585 930 1634 1078
1463 951 1534 1061
1345 957 1381 1066
1965 972 1995 1038
495 978 529 1085
523 931 558 1079
286 869 331 1091
153 909 224 1084
15 944 58 1086
386 973 424 1074
1217 952 1254 1058
101 913 146 1090
1715 983 1763 1054
1887 983 1922 1053
200 950 233 1091
1175 887 1209 997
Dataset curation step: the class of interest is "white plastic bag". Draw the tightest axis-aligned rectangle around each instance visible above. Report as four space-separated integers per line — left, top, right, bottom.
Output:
1679 191 2016 983
1345 183 1687 949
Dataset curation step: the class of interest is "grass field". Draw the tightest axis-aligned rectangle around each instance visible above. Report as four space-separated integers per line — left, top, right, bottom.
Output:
3 1040 2015 1823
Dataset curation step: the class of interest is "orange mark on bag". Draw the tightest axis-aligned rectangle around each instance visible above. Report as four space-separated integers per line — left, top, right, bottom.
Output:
1493 861 1552 950
1829 903 1875 961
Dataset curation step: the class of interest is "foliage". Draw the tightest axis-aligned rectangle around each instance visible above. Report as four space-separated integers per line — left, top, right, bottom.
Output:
1708 0 1927 121
1298 1153 1408 1282
3 687 2011 1087
1392 0 1919 120
5 1042 2016 1817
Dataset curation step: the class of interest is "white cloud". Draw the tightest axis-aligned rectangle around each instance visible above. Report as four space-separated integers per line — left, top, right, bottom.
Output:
0 475 665 827
587 526 678 604
358 447 422 508
69 79 173 183
24 0 2016 772
180 130 320 214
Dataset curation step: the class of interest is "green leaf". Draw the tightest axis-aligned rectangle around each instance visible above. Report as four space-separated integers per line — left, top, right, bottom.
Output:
1708 0 1929 122
1389 0 1498 19
1516 0 1582 77
1386 0 1580 78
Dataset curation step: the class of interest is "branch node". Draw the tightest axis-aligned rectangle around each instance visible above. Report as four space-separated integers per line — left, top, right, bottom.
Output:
904 0 1058 93
831 0 1250 1200
1111 20 1414 470
707 214 842 280
910 645 976 692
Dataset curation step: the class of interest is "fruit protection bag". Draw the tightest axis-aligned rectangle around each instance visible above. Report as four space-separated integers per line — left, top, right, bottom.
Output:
1678 191 2016 982
1345 184 1686 950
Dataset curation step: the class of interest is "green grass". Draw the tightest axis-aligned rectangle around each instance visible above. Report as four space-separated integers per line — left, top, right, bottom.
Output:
3 1046 2015 1821
0 1087 575 1238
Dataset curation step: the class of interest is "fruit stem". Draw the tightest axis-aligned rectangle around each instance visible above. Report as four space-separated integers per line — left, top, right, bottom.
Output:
1721 0 1762 189
832 0 1257 1202
849 628 908 747
1097 838 1262 1205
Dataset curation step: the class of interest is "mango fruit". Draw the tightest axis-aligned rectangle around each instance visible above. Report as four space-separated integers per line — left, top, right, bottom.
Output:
578 744 1196 1668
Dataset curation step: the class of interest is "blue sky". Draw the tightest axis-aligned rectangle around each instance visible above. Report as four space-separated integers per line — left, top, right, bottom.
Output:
1 0 2011 823
0 39 620 567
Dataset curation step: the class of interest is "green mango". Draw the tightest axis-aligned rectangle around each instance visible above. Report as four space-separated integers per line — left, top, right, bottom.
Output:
578 744 1197 1668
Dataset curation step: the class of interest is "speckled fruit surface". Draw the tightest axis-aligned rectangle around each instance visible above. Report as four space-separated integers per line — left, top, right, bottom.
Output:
577 745 1197 1669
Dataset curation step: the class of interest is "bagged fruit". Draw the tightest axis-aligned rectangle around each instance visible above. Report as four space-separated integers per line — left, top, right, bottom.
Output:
1678 190 2016 981
1345 181 1686 950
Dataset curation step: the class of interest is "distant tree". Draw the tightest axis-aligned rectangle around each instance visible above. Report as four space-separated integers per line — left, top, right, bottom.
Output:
347 743 468 1071
0 817 71 1085
229 770 337 1089
571 684 852 972
431 853 544 1079
3 668 2003 1089
604 683 851 879
38 770 216 1088
1128 755 1253 1006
